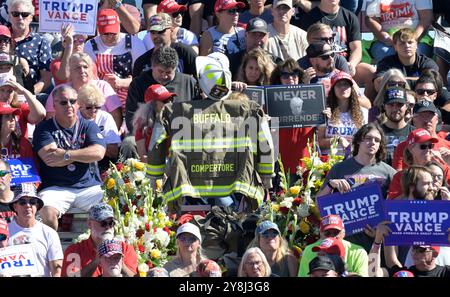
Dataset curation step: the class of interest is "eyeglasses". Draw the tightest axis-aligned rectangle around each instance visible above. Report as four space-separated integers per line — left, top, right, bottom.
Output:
150 29 168 35
0 170 10 177
323 229 341 238
221 8 241 14
100 219 115 228
387 81 406 88
84 105 102 110
319 53 335 60
412 246 432 254
0 38 10 44
11 11 31 18
0 234 6 241
57 99 77 106
418 143 434 150
261 230 279 239
280 70 300 80
432 173 443 180
17 198 39 206
177 234 198 243
171 11 183 18
245 260 262 267
416 89 436 96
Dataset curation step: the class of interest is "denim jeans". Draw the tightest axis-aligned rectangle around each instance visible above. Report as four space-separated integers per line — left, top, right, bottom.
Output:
370 41 433 63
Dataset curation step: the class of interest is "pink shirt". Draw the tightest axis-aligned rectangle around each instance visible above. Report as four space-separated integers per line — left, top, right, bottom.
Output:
45 80 122 113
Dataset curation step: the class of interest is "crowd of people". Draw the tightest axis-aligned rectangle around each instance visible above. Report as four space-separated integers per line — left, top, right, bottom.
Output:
0 0 449 277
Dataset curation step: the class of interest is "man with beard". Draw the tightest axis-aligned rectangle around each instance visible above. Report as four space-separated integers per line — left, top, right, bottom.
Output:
380 87 414 166
0 160 14 222
8 183 63 276
97 239 125 277
403 165 437 200
61 203 138 277
32 85 106 231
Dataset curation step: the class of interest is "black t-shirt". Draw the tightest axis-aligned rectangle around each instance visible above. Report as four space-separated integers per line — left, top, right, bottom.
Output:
132 43 197 78
376 54 440 80
382 123 414 166
0 201 14 223
297 7 361 60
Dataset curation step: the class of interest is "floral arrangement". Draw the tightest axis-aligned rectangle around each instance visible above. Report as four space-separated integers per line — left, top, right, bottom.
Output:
260 134 344 256
81 158 177 274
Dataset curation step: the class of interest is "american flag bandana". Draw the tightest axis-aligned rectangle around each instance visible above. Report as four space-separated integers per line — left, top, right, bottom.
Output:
98 239 123 257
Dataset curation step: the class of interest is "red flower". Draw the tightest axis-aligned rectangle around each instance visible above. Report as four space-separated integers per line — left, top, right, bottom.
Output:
163 226 171 235
153 227 157 233
135 229 145 238
145 223 150 232
293 197 303 206
124 178 129 184
320 155 329 162
279 206 289 214
116 163 124 171
138 244 145 253
137 208 145 216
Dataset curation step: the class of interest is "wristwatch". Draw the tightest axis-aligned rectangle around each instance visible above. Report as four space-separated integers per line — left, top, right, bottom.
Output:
114 1 122 9
63 150 71 161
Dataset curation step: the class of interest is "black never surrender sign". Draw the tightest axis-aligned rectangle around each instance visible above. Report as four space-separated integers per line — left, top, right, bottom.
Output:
265 84 326 128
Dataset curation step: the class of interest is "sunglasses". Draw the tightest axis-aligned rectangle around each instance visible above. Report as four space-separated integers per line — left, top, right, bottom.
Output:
280 70 300 80
0 170 10 177
416 89 436 96
261 230 279 239
177 234 197 243
412 246 432 253
84 105 102 110
418 143 434 150
17 197 39 206
222 8 241 14
0 234 6 241
100 219 115 228
11 11 31 18
319 53 335 60
0 38 10 44
58 99 77 106
171 11 183 18
387 81 406 88
150 28 168 35
320 37 334 43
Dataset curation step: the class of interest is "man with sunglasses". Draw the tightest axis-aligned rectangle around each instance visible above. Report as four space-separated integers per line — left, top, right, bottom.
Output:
8 0 52 96
380 87 414 166
391 101 450 171
133 13 197 78
7 182 63 277
61 203 138 277
266 0 308 62
298 214 368 277
32 85 106 231
0 160 14 223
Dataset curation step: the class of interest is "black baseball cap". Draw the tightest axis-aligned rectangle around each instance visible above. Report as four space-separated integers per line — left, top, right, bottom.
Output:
308 255 336 274
413 100 440 114
246 17 268 34
384 87 407 104
306 41 334 58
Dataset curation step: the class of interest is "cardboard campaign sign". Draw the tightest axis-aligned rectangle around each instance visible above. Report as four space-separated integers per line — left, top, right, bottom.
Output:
242 86 265 106
317 183 385 236
8 158 41 186
265 84 326 128
384 200 450 246
0 244 39 276
39 0 98 35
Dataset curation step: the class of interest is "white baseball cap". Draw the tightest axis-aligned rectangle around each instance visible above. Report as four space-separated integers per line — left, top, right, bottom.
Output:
195 52 232 100
0 72 15 88
176 222 202 243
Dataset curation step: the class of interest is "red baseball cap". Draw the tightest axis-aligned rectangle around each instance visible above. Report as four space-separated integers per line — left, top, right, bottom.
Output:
157 0 187 14
97 9 120 34
320 214 344 232
331 71 354 89
214 0 245 13
144 84 176 103
0 218 8 237
0 102 20 116
0 25 11 38
312 237 346 258
406 128 438 147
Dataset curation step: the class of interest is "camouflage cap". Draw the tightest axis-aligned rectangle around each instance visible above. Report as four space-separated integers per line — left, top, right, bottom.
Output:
89 203 114 222
148 13 172 32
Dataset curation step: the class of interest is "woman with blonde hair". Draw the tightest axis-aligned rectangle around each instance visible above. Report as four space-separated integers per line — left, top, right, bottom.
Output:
236 48 275 87
77 84 120 172
371 69 410 123
247 221 298 276
164 223 208 277
238 247 274 277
